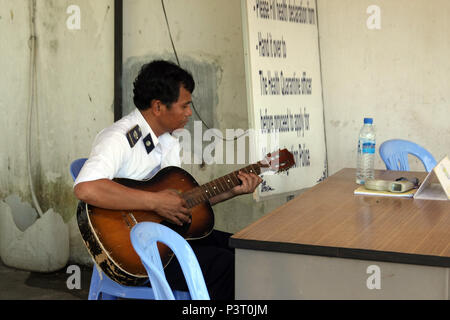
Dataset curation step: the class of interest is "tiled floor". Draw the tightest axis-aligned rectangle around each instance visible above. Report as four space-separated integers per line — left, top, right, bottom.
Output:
0 259 91 300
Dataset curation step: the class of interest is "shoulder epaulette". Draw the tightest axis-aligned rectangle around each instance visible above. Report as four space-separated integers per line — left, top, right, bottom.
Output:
143 134 155 154
126 125 142 148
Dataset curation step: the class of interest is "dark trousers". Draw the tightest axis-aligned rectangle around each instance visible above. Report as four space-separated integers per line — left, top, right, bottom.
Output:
164 229 235 300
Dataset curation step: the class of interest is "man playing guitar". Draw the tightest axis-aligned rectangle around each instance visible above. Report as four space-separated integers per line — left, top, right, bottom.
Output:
74 60 262 300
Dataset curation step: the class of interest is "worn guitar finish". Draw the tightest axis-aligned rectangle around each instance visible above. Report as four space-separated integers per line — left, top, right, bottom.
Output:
77 150 295 286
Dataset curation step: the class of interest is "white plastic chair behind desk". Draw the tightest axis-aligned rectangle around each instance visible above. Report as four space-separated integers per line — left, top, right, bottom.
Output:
130 222 210 300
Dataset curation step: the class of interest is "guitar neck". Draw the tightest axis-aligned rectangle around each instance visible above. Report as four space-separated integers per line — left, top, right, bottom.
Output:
182 162 265 208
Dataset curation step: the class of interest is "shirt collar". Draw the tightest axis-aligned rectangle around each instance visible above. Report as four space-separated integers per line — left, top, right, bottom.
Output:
133 108 178 150
134 109 159 147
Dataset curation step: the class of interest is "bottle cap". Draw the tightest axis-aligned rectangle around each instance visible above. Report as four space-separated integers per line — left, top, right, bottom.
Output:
364 117 373 124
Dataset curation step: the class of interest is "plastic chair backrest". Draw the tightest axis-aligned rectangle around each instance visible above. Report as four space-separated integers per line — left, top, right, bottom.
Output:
131 222 210 300
70 158 88 180
379 139 437 172
69 158 192 300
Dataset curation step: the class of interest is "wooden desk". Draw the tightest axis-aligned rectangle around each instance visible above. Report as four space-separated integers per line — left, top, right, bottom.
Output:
230 169 450 299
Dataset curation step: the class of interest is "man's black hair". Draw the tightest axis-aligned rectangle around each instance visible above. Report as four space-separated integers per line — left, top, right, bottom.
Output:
133 60 195 110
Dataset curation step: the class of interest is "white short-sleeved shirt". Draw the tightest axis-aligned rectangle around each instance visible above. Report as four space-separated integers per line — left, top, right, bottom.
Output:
74 108 181 186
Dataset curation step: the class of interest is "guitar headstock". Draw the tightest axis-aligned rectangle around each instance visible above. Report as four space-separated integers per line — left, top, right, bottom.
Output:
260 148 295 173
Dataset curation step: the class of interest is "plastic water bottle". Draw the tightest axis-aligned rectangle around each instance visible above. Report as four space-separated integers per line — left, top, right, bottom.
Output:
356 117 376 184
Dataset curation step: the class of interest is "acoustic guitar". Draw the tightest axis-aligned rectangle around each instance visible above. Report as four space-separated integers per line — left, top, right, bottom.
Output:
77 149 295 286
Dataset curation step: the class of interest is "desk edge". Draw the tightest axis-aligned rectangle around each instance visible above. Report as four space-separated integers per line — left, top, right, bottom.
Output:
229 238 450 268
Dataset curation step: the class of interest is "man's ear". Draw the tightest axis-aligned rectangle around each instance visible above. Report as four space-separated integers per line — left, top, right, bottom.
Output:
150 99 162 115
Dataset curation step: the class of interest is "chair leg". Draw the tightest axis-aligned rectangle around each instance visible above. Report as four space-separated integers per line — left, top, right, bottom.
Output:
88 287 101 300
88 265 102 300
100 292 118 300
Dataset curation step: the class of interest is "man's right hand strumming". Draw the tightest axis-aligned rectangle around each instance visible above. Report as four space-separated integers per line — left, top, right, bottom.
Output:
150 189 192 226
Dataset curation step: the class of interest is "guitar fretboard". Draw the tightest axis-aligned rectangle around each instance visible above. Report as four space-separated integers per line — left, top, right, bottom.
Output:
182 162 266 208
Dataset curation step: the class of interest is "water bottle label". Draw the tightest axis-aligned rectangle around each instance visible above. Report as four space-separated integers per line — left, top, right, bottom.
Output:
362 142 375 154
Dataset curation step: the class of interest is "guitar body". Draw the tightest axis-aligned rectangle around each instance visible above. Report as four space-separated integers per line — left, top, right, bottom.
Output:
76 148 295 286
77 166 214 286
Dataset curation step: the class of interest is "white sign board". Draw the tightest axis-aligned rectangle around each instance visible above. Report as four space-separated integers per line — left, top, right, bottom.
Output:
241 0 327 199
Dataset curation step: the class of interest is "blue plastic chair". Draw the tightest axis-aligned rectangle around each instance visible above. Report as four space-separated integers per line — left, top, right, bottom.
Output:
379 139 437 172
131 222 210 300
70 158 88 181
70 158 193 300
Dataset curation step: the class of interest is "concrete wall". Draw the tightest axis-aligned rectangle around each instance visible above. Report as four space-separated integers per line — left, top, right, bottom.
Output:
0 0 448 266
0 0 114 266
317 0 450 174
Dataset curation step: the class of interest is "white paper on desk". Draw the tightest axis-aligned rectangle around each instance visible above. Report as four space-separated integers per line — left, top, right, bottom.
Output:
414 155 450 201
